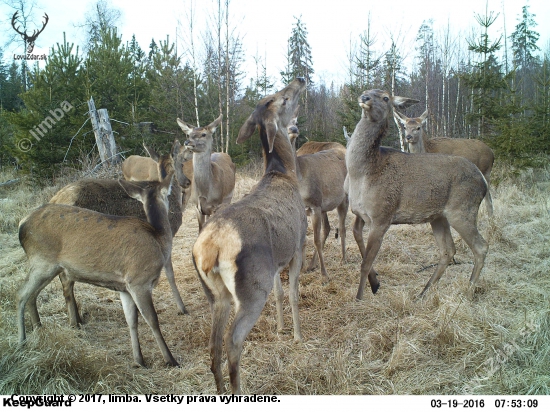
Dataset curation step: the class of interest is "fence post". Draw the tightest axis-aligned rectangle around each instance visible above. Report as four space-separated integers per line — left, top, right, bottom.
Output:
88 97 119 165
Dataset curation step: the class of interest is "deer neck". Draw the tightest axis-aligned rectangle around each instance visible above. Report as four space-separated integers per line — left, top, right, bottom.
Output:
409 129 427 153
143 194 172 258
262 128 298 181
347 113 388 175
192 143 214 195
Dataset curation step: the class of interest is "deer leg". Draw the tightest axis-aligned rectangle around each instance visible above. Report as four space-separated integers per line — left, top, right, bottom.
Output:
356 222 389 300
119 291 145 367
337 196 349 263
163 255 189 315
210 290 232 394
448 214 488 295
59 271 82 327
226 290 269 395
17 262 60 343
352 215 366 259
308 208 329 283
308 212 329 270
273 273 284 333
288 251 303 342
129 286 178 367
418 217 455 298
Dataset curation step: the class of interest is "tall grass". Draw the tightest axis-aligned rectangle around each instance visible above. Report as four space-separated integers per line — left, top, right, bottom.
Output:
0 162 549 394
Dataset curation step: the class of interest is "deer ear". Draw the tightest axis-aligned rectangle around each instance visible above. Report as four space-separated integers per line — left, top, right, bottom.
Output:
266 121 278 153
143 143 159 161
392 96 419 110
171 139 181 158
160 171 174 197
419 110 429 124
176 118 195 135
207 115 223 134
119 180 144 202
393 110 408 126
237 115 257 144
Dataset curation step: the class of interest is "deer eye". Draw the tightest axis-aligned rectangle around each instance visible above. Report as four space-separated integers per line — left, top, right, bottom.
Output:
416 127 421 131
201 133 206 137
383 96 389 102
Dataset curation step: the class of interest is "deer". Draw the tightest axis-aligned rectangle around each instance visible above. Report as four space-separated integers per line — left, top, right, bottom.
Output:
11 11 49 54
176 115 236 232
296 140 346 156
17 173 179 367
346 89 489 300
50 144 189 317
122 141 191 189
287 113 348 282
192 78 307 394
394 110 494 217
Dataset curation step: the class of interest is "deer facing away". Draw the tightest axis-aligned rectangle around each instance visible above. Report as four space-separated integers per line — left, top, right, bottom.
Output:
192 78 307 394
287 115 348 282
177 115 236 232
346 89 489 300
50 144 190 316
394 110 494 216
18 174 179 367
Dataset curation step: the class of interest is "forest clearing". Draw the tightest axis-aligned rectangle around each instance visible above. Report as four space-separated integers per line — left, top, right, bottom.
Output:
1 160 549 395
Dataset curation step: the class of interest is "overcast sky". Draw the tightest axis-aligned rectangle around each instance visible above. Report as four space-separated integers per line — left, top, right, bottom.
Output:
1 0 549 88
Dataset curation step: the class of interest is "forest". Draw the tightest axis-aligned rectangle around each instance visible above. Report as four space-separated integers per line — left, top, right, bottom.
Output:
0 0 548 178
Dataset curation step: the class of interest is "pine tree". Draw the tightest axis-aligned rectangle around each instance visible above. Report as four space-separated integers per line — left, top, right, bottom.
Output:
463 6 507 136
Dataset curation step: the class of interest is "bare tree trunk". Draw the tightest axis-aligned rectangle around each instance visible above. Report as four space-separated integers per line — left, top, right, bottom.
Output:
225 0 230 154
217 0 224 153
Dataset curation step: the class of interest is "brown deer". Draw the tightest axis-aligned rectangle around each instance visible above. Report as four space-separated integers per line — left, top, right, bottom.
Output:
287 114 348 282
394 110 494 216
346 89 489 300
17 174 179 367
50 146 189 317
176 115 236 232
122 140 191 190
192 78 307 394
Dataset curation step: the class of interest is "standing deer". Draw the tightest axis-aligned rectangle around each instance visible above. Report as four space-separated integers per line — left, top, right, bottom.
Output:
287 114 348 282
17 174 179 367
122 140 191 190
50 146 190 317
394 110 494 216
176 115 236 232
192 78 307 394
347 89 489 300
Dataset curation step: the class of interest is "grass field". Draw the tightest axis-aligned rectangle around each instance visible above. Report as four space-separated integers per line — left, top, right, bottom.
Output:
0 162 549 395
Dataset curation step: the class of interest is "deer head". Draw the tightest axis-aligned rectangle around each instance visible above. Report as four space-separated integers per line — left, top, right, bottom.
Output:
11 11 49 54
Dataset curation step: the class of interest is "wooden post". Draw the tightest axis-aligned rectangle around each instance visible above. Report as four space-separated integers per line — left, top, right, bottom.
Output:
88 97 119 165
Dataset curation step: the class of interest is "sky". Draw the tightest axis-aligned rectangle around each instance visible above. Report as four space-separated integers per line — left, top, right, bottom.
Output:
1 0 549 89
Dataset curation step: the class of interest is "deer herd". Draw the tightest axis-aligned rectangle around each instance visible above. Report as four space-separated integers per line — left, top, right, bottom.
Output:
15 77 494 394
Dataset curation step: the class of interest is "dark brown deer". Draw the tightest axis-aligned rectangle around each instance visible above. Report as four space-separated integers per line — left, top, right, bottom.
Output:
192 78 307 394
347 89 489 300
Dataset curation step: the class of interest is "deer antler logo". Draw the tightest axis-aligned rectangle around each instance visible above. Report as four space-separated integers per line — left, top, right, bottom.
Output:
11 11 49 54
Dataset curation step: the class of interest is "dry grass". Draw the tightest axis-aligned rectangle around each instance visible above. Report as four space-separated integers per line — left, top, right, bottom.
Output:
1 161 549 395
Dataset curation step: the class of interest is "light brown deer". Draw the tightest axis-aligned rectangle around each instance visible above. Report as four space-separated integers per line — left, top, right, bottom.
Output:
50 147 189 317
394 110 494 216
192 78 307 394
17 174 179 367
296 140 346 156
177 115 236 232
347 89 489 300
287 114 348 282
122 140 192 191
